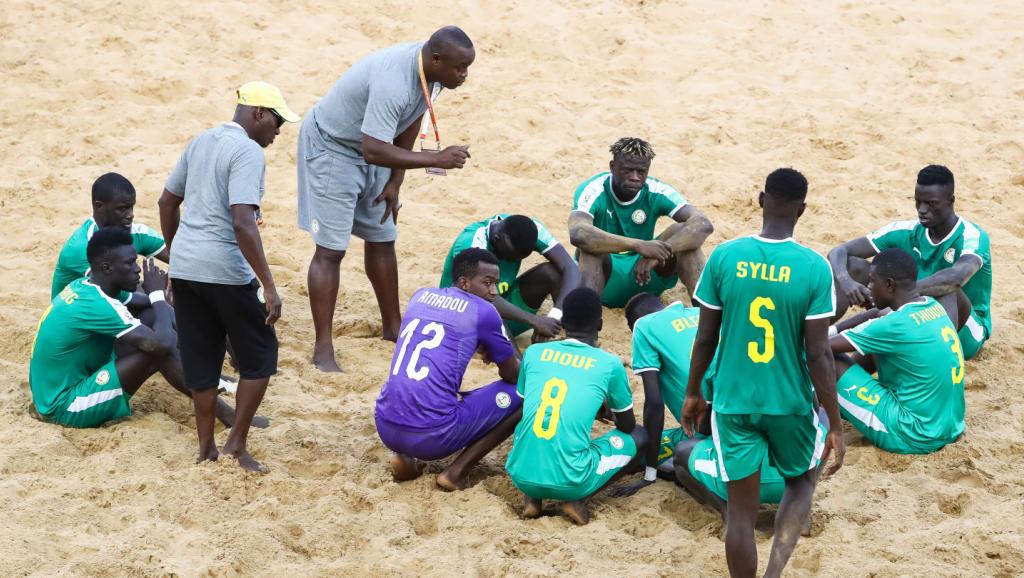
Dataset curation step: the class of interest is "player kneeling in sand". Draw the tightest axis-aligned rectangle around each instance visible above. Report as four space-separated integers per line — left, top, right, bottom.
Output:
375 248 522 490
829 248 967 454
30 227 242 428
440 214 581 340
505 288 648 525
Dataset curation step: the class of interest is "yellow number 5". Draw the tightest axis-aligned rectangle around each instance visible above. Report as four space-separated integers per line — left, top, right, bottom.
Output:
941 326 965 384
747 297 776 364
532 377 568 440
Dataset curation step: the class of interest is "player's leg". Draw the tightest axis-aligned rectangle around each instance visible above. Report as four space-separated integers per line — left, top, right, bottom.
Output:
562 427 647 525
436 379 523 490
354 165 401 342
833 255 872 320
502 276 547 339
674 437 727 519
47 360 135 428
577 250 611 295
712 411 766 577
835 358 918 453
308 245 346 372
516 262 563 310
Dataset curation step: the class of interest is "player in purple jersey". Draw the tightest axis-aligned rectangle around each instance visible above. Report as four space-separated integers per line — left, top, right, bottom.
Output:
375 248 522 490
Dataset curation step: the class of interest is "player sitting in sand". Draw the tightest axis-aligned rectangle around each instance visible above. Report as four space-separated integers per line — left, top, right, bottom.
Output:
830 248 967 454
375 248 522 490
505 287 648 525
30 227 245 428
829 165 992 359
613 294 827 521
51 172 167 299
440 214 581 340
568 137 713 308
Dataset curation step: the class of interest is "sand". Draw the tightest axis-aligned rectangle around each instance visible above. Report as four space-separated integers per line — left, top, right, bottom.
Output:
2 0 1023 576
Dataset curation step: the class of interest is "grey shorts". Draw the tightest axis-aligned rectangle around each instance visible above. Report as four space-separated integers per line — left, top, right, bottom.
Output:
297 118 397 251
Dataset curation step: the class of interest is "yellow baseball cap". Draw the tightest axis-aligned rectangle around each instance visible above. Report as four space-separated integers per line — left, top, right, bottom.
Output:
236 81 300 123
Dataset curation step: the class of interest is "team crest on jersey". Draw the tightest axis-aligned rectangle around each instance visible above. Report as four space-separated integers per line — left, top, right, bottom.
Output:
495 392 512 409
610 435 624 450
631 210 647 225
944 248 956 263
95 370 110 386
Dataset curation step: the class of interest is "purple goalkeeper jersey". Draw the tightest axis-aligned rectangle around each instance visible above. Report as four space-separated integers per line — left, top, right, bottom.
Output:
375 287 515 429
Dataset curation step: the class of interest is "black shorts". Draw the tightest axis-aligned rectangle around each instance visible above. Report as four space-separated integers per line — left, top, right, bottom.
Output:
171 278 278 391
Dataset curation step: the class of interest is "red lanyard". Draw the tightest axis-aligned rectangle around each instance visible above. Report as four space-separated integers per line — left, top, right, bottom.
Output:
417 50 441 151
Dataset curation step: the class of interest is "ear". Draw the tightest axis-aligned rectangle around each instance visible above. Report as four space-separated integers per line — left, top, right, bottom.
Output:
949 194 956 206
757 191 764 208
597 318 604 333
797 202 806 218
93 199 104 210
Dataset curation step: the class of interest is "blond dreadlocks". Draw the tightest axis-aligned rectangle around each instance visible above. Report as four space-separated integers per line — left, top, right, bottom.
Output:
609 137 655 161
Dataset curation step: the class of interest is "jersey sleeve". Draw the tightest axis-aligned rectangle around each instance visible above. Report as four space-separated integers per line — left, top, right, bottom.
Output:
164 147 189 196
867 220 915 253
631 321 660 374
532 218 559 254
960 221 990 264
648 178 688 218
806 255 836 320
841 316 898 357
227 144 266 207
476 302 515 365
89 292 142 338
572 175 605 216
693 247 723 310
607 360 634 412
131 223 166 257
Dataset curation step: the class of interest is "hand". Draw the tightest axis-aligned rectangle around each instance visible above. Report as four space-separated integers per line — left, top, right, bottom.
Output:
635 240 672 263
531 315 562 341
141 258 168 294
610 479 655 498
373 181 402 225
433 145 471 170
633 257 657 286
838 276 872 308
820 426 846 477
681 393 707 438
262 284 282 325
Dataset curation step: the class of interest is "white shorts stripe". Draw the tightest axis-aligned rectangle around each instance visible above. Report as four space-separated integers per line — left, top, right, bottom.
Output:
809 410 826 470
965 314 985 341
693 458 719 478
596 454 632 475
838 395 889 433
66 388 124 413
710 409 730 482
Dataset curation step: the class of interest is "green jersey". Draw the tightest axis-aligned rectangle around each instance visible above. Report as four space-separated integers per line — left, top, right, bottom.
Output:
694 236 835 415
506 339 634 487
52 218 165 299
439 214 559 296
868 217 992 337
632 303 702 421
30 278 141 416
841 297 966 448
572 172 687 243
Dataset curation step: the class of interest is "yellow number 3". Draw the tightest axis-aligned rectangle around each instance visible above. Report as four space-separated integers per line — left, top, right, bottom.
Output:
941 326 965 384
747 296 776 364
532 377 568 440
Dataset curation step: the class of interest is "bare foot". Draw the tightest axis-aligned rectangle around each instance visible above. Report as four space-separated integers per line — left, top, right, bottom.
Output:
523 496 542 519
390 453 422 482
801 513 813 537
435 468 466 492
224 446 269 473
196 445 219 464
561 500 590 525
312 347 342 373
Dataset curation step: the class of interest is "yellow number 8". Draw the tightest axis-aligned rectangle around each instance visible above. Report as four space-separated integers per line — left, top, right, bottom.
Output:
941 326 965 384
532 377 568 440
747 296 776 364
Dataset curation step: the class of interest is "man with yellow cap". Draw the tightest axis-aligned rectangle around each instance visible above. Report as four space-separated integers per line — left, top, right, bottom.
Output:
158 81 299 473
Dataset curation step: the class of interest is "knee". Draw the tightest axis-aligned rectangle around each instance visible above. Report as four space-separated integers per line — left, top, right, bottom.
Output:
674 439 697 464
631 426 649 451
313 246 346 265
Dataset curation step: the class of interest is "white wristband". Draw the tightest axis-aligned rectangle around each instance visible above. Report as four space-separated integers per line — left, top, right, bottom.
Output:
548 307 563 321
828 325 838 337
644 466 658 482
148 290 165 304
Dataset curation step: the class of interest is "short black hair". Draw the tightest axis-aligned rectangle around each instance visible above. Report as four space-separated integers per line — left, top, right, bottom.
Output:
917 165 954 191
624 293 664 331
503 215 538 256
764 168 807 202
871 248 918 287
428 26 473 53
92 172 136 203
562 287 602 333
451 247 498 283
87 226 133 267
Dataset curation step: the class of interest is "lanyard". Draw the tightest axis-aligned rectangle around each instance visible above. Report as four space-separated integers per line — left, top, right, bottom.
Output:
417 49 441 151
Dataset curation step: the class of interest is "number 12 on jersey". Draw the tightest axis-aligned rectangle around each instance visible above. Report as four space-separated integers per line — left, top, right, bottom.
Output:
392 318 445 381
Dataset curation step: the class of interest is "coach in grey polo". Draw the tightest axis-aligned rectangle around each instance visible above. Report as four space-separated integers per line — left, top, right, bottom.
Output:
299 25 476 374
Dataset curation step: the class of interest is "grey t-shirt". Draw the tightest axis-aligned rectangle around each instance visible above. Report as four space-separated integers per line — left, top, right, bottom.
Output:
309 41 440 163
165 122 265 285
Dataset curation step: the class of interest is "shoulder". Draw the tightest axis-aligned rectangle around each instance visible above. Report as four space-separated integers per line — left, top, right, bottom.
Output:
574 172 610 196
790 240 833 270
871 219 919 236
645 176 682 197
708 235 750 259
959 218 990 246
130 222 160 237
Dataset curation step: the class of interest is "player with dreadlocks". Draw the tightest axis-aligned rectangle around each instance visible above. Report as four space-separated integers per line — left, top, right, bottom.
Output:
568 138 713 308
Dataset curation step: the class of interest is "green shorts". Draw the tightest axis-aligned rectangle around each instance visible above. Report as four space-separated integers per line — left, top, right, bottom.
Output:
837 364 944 454
46 359 131 428
502 278 540 337
959 310 988 360
687 437 786 504
512 429 638 502
711 409 824 481
601 253 678 308
655 427 689 466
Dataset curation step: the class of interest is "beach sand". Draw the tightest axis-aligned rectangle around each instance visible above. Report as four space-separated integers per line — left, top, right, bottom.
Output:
2 1 1023 575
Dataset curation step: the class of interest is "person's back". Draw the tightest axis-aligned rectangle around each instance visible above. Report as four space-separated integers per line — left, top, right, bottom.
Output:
632 302 701 421
842 297 964 450
376 286 501 429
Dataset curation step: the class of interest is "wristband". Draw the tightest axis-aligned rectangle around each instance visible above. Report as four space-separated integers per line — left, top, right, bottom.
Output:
828 325 838 337
547 307 563 321
644 466 658 482
148 290 165 304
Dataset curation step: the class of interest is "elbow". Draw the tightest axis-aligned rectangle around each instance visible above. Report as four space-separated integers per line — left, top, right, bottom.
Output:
568 227 588 250
362 141 384 165
698 216 714 238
